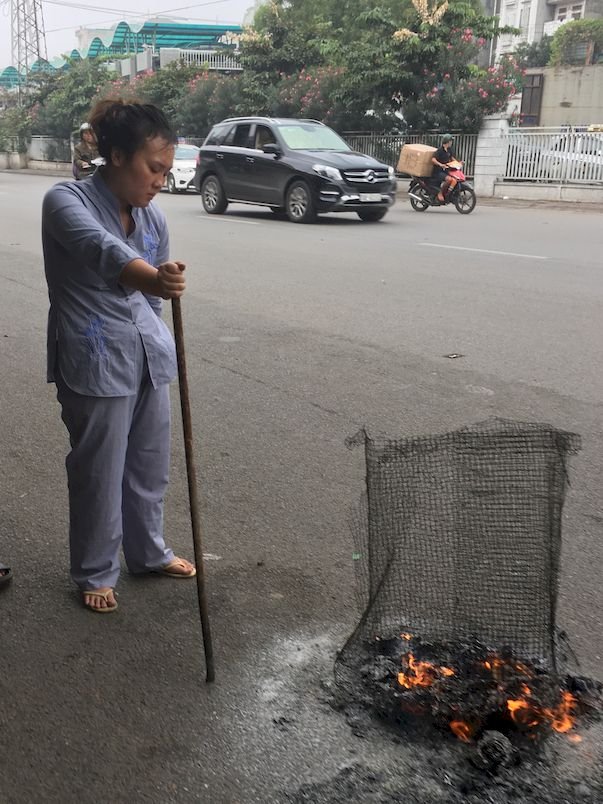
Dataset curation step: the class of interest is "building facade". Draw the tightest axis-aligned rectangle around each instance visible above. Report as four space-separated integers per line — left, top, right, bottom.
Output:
494 0 602 62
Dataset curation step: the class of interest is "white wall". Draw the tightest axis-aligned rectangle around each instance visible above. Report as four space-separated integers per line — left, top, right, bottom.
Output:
474 114 510 196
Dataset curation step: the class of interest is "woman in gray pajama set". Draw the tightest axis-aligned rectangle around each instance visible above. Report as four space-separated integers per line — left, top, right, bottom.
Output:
42 100 196 613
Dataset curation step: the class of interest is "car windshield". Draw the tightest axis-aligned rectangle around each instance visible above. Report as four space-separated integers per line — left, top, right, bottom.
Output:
276 123 351 151
175 145 199 159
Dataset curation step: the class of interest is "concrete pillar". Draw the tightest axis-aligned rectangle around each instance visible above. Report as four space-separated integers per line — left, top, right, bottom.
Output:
473 114 509 197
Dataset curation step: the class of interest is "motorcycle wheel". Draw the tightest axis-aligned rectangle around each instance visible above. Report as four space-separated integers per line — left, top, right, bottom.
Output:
409 193 429 212
454 187 477 214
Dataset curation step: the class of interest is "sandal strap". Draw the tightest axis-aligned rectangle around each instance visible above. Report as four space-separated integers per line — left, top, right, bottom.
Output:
82 589 115 601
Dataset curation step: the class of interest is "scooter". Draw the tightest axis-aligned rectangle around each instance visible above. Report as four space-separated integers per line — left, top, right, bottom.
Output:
408 161 477 214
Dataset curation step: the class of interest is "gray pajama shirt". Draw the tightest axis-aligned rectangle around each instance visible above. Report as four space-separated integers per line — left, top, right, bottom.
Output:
42 171 178 589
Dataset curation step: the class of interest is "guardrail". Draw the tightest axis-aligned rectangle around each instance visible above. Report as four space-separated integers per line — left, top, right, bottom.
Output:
504 128 603 184
342 132 478 177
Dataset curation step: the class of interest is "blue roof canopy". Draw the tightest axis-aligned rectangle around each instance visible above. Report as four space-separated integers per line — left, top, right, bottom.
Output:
1 19 243 83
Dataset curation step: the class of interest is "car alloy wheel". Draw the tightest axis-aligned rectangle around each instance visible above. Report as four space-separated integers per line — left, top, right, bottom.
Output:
201 175 228 214
167 173 177 193
286 180 317 223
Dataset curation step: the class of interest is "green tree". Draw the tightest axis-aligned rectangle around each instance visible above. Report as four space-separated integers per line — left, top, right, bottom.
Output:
0 105 34 152
28 58 111 137
513 35 552 68
239 0 518 132
550 19 603 66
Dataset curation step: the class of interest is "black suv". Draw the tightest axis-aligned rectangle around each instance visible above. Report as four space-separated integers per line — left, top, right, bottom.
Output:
193 117 397 223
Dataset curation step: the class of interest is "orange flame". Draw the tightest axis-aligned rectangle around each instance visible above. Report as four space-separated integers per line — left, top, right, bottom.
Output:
544 691 579 734
397 654 455 689
397 648 581 743
507 698 542 729
450 720 474 743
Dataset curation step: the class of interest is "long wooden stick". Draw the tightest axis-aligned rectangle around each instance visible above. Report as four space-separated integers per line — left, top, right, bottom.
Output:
172 297 215 683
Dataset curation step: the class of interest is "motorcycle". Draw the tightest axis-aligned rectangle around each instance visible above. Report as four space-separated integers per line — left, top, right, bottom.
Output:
408 160 477 214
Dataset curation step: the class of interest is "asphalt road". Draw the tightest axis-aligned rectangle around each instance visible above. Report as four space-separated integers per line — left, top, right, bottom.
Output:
1 173 602 803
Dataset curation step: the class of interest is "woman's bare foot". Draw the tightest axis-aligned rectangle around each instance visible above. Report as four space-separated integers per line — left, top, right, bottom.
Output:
82 587 118 613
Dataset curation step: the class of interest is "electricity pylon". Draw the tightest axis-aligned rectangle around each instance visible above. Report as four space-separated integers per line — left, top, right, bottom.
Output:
11 0 48 99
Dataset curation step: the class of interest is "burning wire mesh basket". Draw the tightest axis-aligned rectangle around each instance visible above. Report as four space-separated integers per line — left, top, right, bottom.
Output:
336 419 581 695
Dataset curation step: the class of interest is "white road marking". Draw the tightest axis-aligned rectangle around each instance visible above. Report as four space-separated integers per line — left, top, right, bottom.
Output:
420 243 547 260
197 215 261 226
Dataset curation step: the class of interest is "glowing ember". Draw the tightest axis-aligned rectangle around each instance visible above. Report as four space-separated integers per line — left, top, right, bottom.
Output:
397 654 455 689
544 691 579 734
450 720 474 742
393 646 584 743
507 698 541 729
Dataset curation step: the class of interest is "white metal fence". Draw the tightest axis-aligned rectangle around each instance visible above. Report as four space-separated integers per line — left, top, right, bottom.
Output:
504 127 603 184
159 48 241 72
343 132 478 177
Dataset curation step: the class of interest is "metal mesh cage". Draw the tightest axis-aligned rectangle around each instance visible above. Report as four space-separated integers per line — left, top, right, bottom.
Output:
336 419 580 689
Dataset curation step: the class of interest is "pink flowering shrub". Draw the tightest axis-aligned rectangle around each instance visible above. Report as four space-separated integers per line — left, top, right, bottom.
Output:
399 28 524 131
273 66 346 123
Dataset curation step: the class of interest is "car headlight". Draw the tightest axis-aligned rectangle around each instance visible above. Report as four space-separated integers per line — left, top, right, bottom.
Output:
388 166 395 176
313 164 342 181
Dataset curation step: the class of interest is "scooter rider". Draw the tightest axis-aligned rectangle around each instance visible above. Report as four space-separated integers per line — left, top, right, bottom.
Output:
432 133 458 203
73 122 101 180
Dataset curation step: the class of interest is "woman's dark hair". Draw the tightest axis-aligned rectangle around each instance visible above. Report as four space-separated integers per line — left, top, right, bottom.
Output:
89 99 177 161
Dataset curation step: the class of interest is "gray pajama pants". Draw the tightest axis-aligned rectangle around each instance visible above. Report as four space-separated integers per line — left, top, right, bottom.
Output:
56 340 175 590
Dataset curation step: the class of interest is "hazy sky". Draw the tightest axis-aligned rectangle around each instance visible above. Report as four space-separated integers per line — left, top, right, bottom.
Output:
0 0 255 70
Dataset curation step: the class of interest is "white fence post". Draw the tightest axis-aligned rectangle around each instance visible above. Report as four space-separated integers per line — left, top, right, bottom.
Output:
474 115 509 198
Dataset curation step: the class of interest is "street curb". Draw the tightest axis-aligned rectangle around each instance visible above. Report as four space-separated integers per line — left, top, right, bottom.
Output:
0 168 72 178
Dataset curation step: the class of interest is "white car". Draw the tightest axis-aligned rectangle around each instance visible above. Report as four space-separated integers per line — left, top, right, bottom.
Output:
539 133 603 182
166 144 200 193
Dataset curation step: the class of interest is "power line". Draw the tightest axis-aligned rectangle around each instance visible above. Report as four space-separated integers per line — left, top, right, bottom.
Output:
43 0 238 35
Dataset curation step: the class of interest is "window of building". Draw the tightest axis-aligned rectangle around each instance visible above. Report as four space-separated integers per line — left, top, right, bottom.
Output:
556 3 584 21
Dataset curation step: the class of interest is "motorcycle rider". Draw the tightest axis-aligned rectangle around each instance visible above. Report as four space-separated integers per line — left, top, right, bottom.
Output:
73 122 100 180
432 133 458 203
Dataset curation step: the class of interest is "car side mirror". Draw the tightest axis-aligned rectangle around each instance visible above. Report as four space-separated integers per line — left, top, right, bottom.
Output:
262 143 281 157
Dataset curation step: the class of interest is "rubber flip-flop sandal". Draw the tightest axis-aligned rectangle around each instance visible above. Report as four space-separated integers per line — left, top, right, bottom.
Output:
155 559 197 579
0 563 13 588
82 588 118 613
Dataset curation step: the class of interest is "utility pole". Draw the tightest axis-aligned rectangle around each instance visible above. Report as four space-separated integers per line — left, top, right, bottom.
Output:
11 0 48 101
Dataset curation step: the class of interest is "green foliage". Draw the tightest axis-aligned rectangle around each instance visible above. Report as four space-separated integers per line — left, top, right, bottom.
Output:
3 0 524 142
513 35 552 68
550 19 603 66
239 1 326 77
95 61 205 120
27 58 111 137
0 106 33 152
174 71 274 136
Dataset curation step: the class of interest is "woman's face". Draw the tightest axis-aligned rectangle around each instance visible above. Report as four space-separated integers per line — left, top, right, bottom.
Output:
110 136 175 208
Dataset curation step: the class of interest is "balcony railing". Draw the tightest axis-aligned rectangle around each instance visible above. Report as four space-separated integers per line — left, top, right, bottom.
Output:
159 47 242 71
543 19 567 37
